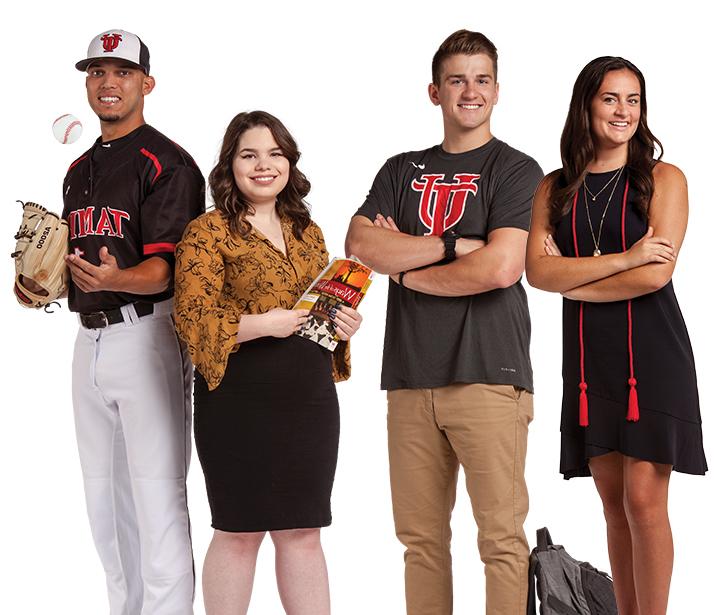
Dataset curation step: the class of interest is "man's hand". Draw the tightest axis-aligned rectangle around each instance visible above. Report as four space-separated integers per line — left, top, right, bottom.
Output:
373 214 400 232
65 247 126 293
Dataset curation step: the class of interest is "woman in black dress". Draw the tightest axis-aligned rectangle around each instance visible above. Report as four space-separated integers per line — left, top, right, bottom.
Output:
174 111 362 615
526 58 706 615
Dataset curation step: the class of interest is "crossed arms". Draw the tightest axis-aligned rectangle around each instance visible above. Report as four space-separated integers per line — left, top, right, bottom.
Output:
525 162 687 303
345 213 528 297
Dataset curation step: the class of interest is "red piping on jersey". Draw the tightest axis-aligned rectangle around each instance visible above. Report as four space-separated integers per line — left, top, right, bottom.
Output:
140 148 162 184
67 155 87 173
572 179 637 426
144 242 175 255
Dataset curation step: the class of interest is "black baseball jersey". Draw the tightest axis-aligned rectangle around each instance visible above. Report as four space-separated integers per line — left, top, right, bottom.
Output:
62 124 205 313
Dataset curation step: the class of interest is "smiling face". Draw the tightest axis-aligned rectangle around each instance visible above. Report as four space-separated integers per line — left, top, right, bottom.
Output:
429 53 499 142
86 59 154 132
232 125 290 208
589 68 642 151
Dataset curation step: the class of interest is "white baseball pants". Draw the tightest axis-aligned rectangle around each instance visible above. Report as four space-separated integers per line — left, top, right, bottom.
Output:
72 299 194 615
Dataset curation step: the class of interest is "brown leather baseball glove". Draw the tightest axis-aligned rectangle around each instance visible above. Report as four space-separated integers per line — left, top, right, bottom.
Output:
11 201 69 309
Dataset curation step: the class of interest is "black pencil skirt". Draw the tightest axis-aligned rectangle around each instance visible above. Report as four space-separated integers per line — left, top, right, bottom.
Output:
193 335 340 532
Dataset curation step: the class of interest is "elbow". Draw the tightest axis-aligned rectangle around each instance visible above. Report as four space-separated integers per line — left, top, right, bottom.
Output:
525 267 543 290
345 232 372 267
524 254 548 289
148 257 173 294
493 262 525 290
647 270 672 293
344 232 363 260
525 260 563 293
641 262 675 294
493 270 517 290
345 233 380 271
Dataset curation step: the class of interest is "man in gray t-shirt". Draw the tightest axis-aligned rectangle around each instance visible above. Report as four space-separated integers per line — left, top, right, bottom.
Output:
345 30 542 615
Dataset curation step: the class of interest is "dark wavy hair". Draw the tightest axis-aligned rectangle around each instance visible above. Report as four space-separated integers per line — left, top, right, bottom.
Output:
548 56 663 227
208 110 311 239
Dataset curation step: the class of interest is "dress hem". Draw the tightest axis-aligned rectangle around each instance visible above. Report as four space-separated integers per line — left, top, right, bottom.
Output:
211 515 332 533
561 444 708 480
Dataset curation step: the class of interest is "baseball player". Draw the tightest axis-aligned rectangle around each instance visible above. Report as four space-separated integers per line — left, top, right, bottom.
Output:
62 30 205 615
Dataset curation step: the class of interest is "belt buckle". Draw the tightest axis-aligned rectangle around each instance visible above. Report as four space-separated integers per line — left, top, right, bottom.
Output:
83 311 109 329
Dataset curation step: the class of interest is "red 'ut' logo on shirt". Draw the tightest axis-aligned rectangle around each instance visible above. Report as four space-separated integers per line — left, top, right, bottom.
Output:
412 173 481 236
101 33 123 53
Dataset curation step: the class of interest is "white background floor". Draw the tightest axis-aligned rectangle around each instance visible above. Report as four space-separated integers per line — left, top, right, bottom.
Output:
2 1 717 612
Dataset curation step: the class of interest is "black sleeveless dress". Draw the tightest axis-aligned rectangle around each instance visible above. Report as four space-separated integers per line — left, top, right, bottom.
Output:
554 168 707 479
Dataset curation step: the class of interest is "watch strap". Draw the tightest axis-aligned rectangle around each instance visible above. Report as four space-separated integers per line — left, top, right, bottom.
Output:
442 230 458 261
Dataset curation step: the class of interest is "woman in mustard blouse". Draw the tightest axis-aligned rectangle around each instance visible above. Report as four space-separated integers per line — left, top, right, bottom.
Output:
174 111 362 615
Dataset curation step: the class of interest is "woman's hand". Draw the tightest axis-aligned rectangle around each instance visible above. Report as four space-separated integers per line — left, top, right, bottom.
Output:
544 234 562 256
262 308 310 338
331 306 363 341
623 226 675 269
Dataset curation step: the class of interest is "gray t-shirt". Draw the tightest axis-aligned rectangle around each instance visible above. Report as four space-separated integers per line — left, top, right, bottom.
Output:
355 138 543 392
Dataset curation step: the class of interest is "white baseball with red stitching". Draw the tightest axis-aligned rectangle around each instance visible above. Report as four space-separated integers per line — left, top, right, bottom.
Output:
52 113 83 144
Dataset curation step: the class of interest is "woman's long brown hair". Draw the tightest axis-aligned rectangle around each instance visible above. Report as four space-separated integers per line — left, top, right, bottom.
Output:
209 110 311 239
548 57 663 227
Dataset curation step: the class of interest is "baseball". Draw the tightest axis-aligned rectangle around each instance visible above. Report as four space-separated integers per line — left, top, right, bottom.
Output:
52 114 83 144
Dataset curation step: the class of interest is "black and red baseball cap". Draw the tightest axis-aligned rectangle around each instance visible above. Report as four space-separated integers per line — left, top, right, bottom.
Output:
75 29 150 74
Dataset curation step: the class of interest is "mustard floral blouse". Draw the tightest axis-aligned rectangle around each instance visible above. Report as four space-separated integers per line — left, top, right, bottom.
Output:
174 209 351 391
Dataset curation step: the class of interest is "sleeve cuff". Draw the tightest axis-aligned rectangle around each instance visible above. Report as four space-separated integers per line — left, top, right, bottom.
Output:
144 242 176 255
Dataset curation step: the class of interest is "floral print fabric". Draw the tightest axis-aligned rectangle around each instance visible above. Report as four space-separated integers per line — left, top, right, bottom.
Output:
174 209 350 390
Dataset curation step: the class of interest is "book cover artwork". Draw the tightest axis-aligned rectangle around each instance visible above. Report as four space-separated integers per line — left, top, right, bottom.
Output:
294 257 374 351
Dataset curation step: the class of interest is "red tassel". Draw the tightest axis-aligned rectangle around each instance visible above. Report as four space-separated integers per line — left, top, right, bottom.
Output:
627 377 639 422
579 382 589 427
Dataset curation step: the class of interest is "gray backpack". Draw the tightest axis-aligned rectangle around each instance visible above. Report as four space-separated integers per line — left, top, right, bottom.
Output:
527 528 618 615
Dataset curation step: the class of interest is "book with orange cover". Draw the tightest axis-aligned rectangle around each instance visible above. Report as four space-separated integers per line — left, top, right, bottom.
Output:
293 257 374 351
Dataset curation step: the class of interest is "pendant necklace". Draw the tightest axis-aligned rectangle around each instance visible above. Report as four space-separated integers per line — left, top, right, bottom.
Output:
583 165 623 202
584 166 624 256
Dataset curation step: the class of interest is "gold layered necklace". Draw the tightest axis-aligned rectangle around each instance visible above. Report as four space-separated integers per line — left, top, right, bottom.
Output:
584 166 624 256
583 165 623 201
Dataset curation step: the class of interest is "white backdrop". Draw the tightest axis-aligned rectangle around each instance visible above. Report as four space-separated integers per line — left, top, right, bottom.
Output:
1 1 717 613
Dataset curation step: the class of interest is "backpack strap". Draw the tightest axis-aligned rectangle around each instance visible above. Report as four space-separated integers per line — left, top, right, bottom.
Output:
527 554 538 615
537 527 553 551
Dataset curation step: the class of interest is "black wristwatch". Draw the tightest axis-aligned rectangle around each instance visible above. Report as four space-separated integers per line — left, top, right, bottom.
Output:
442 229 458 261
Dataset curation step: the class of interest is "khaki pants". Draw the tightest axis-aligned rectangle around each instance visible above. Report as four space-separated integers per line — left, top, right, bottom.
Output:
387 383 533 615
